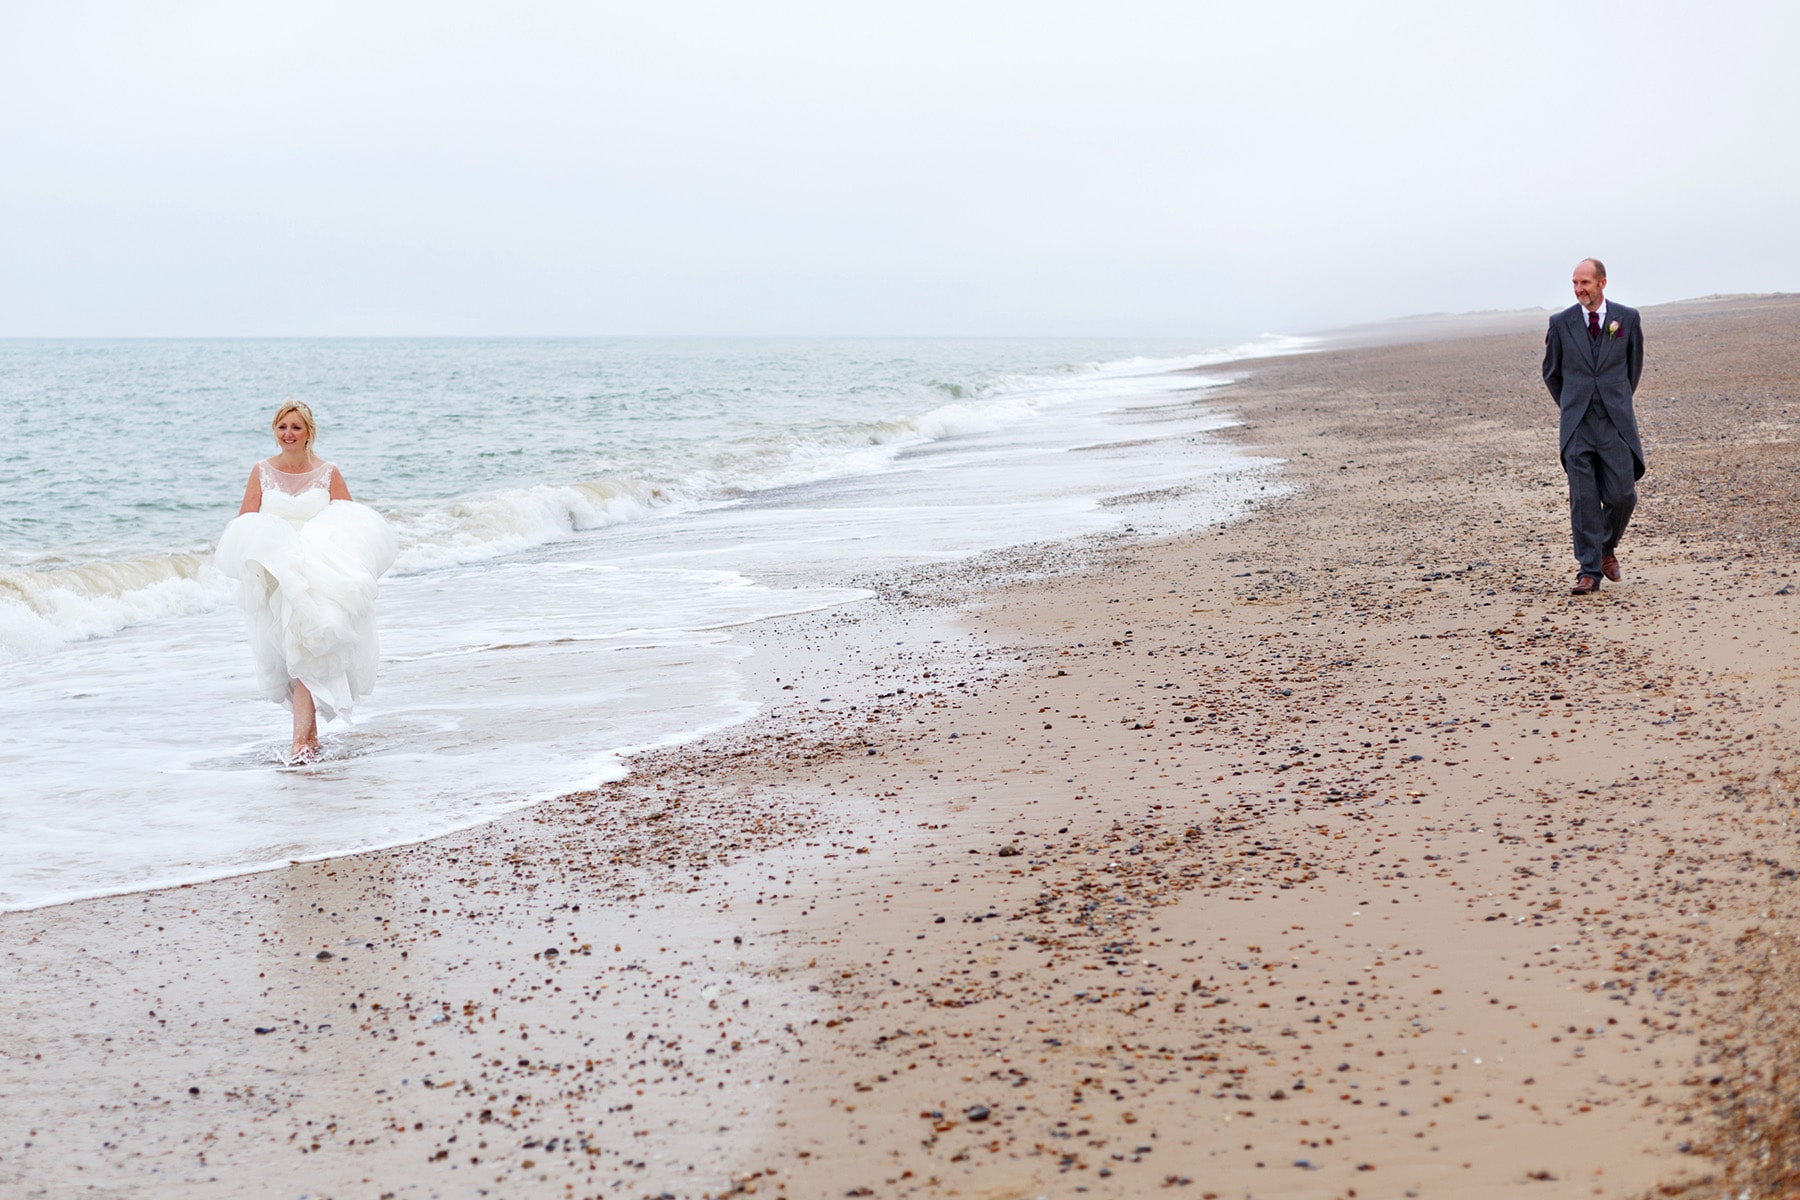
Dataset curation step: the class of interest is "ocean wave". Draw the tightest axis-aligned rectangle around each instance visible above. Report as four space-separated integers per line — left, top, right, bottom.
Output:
0 336 1310 658
385 477 668 573
0 554 229 656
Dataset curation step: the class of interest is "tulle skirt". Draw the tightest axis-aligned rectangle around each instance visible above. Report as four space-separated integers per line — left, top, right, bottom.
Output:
215 501 398 720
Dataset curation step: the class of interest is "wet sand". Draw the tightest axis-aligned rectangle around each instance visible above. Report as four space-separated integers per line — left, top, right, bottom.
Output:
3 295 1798 1199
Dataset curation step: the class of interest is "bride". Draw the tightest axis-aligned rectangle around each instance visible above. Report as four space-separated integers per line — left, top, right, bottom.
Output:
216 401 398 763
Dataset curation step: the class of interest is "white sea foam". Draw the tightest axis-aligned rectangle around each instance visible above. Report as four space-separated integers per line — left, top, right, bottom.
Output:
0 562 866 911
0 555 230 657
384 476 668 573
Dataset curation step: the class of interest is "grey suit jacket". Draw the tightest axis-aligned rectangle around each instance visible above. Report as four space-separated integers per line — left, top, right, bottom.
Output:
1542 302 1645 479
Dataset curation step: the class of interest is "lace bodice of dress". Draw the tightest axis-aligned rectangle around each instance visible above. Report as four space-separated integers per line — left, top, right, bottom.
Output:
258 459 336 523
260 459 335 496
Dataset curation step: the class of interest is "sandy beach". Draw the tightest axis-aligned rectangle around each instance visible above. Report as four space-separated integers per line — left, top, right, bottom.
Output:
4 296 1798 1199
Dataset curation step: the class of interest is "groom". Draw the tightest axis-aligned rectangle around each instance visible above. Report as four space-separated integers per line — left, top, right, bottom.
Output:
1542 258 1645 594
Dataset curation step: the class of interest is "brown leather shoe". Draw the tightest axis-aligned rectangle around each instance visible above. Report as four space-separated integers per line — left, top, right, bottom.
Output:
1601 552 1620 582
1571 575 1601 595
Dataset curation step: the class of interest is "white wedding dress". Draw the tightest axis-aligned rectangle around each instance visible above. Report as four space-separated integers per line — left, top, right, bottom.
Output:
215 461 398 720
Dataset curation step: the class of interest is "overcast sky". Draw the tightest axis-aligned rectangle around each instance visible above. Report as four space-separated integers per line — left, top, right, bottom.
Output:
3 1 1796 337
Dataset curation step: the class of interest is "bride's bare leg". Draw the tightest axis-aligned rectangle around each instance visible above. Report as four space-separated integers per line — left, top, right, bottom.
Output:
291 682 320 760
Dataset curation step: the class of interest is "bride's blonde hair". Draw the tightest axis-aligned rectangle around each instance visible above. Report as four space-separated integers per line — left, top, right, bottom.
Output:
271 400 318 450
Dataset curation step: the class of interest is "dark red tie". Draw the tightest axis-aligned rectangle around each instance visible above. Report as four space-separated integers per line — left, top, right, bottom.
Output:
1588 311 1601 340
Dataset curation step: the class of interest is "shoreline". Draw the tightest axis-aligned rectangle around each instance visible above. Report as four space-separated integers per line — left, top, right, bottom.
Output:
1 339 1270 918
4 297 1798 1198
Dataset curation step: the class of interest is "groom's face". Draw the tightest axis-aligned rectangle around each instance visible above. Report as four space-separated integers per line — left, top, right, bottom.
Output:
1572 263 1606 311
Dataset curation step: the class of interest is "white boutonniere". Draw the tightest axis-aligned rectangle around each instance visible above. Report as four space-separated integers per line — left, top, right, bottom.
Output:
1607 320 1621 338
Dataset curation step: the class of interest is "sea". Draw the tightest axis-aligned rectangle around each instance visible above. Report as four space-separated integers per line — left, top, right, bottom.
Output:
0 336 1303 912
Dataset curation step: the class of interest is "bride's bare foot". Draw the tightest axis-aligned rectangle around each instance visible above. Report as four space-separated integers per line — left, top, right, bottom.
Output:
289 681 320 765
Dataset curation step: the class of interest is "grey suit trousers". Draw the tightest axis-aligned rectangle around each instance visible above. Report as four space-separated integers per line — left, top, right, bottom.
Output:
1564 400 1637 577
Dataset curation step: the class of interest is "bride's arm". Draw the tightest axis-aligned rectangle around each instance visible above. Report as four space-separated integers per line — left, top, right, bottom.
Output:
237 465 263 515
329 467 353 502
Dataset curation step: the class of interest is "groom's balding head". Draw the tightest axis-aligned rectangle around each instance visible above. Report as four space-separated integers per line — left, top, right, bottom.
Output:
1572 259 1607 310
